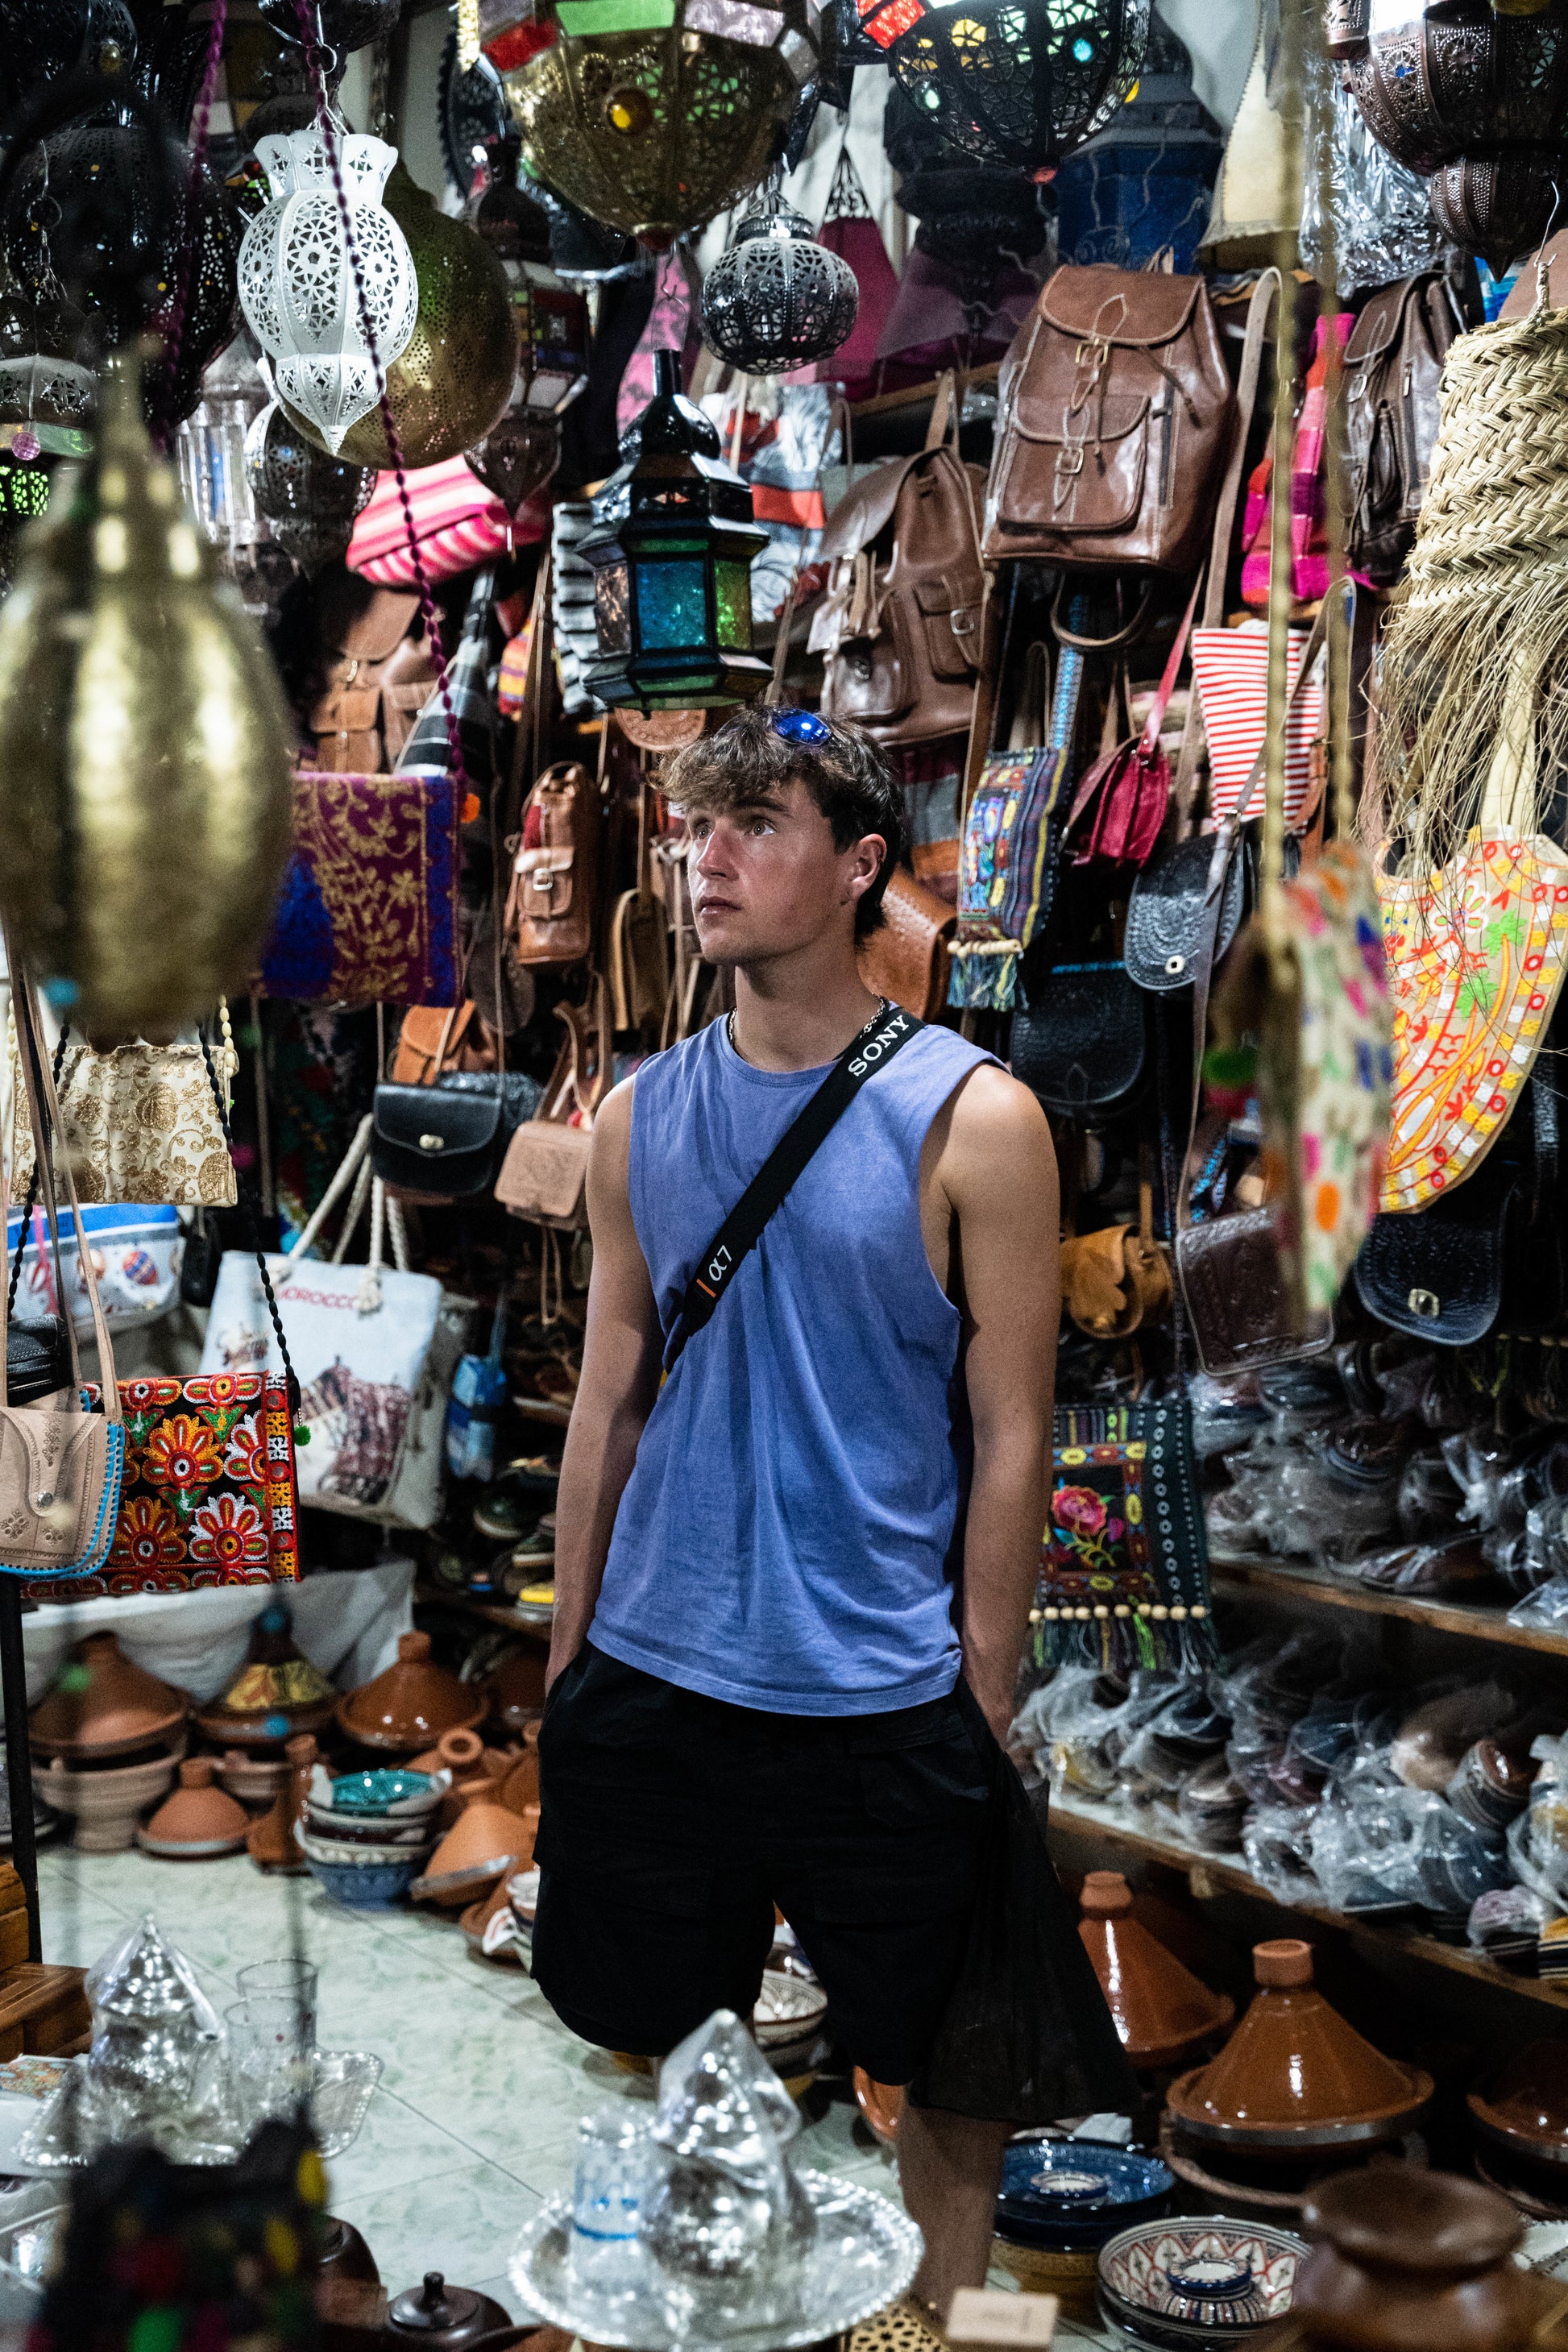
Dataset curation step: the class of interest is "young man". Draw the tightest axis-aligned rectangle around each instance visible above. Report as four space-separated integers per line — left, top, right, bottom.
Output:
533 706 1116 2315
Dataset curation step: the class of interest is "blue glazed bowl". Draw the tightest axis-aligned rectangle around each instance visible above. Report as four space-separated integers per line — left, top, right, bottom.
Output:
305 1852 421 1910
995 2139 1174 2251
328 1769 437 1817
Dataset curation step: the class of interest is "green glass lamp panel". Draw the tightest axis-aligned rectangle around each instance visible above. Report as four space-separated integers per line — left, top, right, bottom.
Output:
712 558 753 653
0 459 48 520
635 556 709 650
595 561 633 655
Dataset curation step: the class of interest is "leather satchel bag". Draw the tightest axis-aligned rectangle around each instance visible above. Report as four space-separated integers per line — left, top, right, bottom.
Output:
1353 1156 1510 1346
813 394 986 748
1125 828 1249 993
305 573 435 775
860 869 955 1020
374 1009 539 1205
1011 959 1147 1122
1060 1158 1172 1340
496 990 611 1231
506 761 599 969
390 1005 494 1086
1065 577 1201 871
983 264 1234 577
1344 271 1466 589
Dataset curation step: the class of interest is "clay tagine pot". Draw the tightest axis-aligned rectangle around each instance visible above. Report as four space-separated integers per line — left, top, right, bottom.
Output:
193 1599 338 1748
136 1758 251 1858
319 2213 380 2285
853 2067 904 2144
1078 1871 1235 2071
1467 2040 1568 2171
486 1647 547 1740
336 1632 484 1755
246 1731 318 1874
39 1748 180 1853
1292 2165 1534 2352
31 1632 188 1761
412 1777 533 1909
1164 1941 1433 2154
384 2270 511 2346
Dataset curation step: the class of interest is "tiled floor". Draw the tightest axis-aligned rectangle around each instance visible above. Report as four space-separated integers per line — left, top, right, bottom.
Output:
29 1843 917 2324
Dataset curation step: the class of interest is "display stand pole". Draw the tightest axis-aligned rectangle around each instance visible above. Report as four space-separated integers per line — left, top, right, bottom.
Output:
0 1582 40 1962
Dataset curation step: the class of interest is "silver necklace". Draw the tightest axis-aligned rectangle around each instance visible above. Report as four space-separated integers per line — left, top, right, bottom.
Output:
726 998 891 1059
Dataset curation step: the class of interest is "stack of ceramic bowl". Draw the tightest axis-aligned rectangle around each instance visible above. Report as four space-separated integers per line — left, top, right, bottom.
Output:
1097 2218 1307 2352
994 2140 1174 2310
31 1636 189 1854
752 1969 829 2093
297 1766 445 1908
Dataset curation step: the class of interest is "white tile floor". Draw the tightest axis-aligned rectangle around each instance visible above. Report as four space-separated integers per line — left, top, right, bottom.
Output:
30 1843 921 2324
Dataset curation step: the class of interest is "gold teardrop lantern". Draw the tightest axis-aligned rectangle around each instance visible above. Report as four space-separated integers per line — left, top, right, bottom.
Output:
497 0 817 247
0 356 295 1036
283 163 519 471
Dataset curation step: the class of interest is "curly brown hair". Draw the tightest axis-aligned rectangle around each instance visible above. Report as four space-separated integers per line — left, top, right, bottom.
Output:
661 707 907 940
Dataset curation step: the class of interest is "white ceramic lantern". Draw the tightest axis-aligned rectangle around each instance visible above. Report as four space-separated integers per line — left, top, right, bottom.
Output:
238 130 419 455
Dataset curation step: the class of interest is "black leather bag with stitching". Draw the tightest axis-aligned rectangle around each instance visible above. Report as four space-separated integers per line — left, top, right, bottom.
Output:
1010 959 1147 1119
370 1082 507 1201
1124 831 1250 993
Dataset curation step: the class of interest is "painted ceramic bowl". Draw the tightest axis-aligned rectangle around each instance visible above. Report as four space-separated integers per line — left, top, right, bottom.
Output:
327 1768 440 1818
997 2140 1173 2251
302 1804 432 1850
297 1825 434 1870
305 1851 422 1909
1098 2221 1306 2352
753 1969 828 2050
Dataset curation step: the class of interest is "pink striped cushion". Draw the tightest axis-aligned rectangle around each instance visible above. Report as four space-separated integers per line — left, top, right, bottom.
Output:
1191 621 1325 834
347 458 511 587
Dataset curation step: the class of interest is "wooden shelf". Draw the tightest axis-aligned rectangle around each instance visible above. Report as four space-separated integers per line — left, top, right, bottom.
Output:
1047 1792 1568 2011
1211 1556 1568 1661
848 362 1001 421
413 1586 552 1642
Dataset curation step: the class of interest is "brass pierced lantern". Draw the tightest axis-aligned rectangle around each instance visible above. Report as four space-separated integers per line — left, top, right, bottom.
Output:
1337 0 1568 272
868 0 1149 172
486 0 819 247
0 358 295 1035
579 351 770 709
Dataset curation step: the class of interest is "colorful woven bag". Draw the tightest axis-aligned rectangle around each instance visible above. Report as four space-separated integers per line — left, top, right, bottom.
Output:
1040 1398 1215 1673
948 641 1079 1011
346 458 512 587
259 768 462 1008
1190 620 1325 832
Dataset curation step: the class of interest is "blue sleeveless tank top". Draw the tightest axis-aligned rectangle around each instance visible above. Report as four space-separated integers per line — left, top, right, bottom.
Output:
589 1015 997 1715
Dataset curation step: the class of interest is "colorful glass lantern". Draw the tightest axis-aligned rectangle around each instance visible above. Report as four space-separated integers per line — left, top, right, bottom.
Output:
700 174 860 373
878 0 1150 172
579 350 770 709
1053 13 1222 270
487 0 819 246
1339 0 1568 272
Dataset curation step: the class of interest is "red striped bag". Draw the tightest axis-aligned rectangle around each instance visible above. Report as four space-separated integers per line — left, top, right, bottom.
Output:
347 457 512 587
1189 620 1325 832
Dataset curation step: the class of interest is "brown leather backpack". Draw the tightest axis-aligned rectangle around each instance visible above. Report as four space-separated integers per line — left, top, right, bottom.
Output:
306 571 440 774
983 264 1234 581
812 442 985 747
506 761 599 968
1343 271 1466 587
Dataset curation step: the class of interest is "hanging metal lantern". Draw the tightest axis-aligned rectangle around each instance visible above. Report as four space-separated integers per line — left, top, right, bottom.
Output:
486 0 819 246
255 0 403 47
175 337 297 618
700 176 859 374
245 396 375 574
1338 0 1568 272
1053 12 1224 271
579 350 770 709
465 167 587 512
0 355 296 1035
877 0 1150 172
239 127 419 455
0 279 97 438
281 162 519 471
2 119 241 433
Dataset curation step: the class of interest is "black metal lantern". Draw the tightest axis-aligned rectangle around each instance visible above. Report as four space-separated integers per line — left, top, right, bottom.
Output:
878 0 1150 172
699 175 859 374
579 351 770 711
245 397 374 575
467 166 589 515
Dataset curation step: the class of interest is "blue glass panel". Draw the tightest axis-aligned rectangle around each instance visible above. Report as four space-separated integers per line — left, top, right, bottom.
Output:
635 558 708 650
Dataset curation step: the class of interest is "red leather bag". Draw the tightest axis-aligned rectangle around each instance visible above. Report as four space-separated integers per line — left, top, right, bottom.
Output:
1064 576 1200 869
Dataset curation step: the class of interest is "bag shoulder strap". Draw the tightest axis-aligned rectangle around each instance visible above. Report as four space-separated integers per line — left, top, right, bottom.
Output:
666 1004 924 1371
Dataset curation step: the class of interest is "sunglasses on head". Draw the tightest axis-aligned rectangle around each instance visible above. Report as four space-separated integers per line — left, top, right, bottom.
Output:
718 706 832 748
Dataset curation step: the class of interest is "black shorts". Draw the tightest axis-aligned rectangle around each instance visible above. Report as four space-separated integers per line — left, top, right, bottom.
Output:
530 1644 995 2087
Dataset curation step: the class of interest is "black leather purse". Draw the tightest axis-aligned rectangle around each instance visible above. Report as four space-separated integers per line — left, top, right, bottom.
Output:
1010 959 1147 1120
1124 829 1250 993
1353 1158 1510 1346
371 1067 542 1203
6 1315 69 1406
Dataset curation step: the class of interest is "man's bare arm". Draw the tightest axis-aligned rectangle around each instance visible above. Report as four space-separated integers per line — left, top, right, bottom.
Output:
940 1067 1059 1744
545 1080 664 1689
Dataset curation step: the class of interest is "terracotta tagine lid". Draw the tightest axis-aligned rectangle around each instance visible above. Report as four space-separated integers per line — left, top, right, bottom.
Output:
384 2271 512 2346
1078 1871 1235 2070
137 1758 250 1856
1467 2039 1568 2165
1291 2166 1534 2352
496 1742 539 1819
486 1647 547 1740
31 1632 188 1761
1165 1941 1433 2151
336 1632 484 1754
413 1777 529 1908
193 1599 337 1748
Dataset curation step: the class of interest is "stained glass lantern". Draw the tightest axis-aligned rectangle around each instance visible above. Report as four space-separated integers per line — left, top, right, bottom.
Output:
700 175 859 374
1338 0 1568 272
466 169 588 512
246 396 375 574
485 0 820 246
874 0 1150 172
1053 13 1222 271
579 350 770 709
